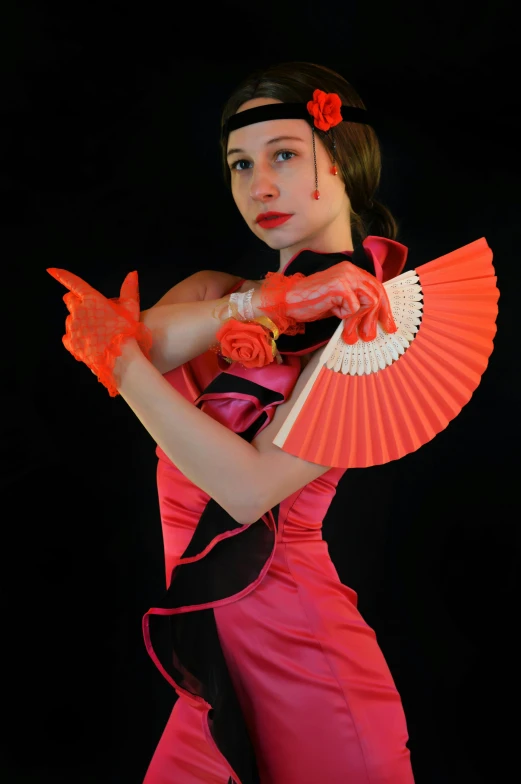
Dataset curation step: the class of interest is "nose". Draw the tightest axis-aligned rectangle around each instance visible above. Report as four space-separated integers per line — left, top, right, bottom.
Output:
249 163 280 202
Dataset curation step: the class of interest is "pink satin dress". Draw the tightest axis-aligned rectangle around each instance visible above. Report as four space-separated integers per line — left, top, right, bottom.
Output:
143 242 415 783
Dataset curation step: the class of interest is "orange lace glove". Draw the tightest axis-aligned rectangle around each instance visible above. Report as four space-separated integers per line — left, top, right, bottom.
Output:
259 261 398 344
47 268 153 397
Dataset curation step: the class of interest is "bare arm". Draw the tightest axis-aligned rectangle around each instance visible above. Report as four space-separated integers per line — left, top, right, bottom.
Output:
140 296 234 374
140 284 272 375
115 339 263 525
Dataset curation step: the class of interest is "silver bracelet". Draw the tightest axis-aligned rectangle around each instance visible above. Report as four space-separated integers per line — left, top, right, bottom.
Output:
228 288 255 321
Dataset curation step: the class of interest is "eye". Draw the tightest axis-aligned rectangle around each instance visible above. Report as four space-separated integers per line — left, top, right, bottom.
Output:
230 150 296 173
230 159 251 171
275 150 296 162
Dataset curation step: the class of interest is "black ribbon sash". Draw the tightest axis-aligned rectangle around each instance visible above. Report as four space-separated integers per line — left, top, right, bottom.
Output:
143 244 375 784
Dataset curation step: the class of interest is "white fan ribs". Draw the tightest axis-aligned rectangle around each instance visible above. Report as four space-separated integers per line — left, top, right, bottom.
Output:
273 237 499 467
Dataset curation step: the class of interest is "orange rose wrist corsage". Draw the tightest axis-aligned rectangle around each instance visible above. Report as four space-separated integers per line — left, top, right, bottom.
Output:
211 317 283 370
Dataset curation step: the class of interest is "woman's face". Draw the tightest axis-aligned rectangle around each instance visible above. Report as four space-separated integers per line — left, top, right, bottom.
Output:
227 98 352 263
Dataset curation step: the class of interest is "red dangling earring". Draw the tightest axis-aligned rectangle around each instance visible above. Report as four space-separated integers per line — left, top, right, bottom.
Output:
312 126 338 199
330 128 338 175
312 127 320 199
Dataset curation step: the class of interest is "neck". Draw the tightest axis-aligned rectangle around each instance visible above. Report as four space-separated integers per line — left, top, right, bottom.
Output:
277 220 354 273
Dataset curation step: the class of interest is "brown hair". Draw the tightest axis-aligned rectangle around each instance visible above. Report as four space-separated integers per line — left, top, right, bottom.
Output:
220 61 399 244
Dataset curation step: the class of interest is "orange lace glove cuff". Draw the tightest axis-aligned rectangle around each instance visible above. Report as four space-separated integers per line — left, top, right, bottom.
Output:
91 299 154 396
259 271 308 336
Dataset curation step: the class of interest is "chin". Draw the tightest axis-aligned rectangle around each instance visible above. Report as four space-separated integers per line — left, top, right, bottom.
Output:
261 236 291 250
256 230 305 252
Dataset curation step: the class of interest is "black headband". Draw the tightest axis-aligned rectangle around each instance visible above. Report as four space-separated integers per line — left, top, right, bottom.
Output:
222 103 373 139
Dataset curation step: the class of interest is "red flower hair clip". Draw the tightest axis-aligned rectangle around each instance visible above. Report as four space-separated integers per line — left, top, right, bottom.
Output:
306 90 343 132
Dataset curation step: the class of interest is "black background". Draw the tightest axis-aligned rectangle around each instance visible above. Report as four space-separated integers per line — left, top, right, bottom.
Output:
1 1 518 782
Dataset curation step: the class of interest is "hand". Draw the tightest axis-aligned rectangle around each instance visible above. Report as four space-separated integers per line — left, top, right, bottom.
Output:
259 261 397 344
47 268 153 396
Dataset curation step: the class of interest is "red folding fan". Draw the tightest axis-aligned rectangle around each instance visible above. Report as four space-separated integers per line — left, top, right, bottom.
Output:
272 237 499 468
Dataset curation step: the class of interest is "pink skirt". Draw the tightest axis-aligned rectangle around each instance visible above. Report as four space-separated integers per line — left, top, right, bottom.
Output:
143 543 414 784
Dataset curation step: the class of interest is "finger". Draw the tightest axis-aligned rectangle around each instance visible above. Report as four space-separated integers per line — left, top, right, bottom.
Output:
62 331 72 354
342 313 364 344
62 332 84 364
335 280 378 325
354 278 382 305
62 316 77 356
357 281 396 335
378 289 398 333
47 268 95 298
119 270 139 302
62 291 80 311
47 268 73 291
331 288 361 319
358 302 380 342
330 300 359 321
118 271 140 321
64 311 75 336
339 276 368 314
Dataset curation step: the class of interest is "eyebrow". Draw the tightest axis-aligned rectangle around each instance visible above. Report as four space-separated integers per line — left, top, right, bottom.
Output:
226 135 305 157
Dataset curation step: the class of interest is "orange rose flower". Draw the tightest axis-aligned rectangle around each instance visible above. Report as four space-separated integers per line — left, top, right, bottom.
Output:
306 89 343 132
215 318 277 369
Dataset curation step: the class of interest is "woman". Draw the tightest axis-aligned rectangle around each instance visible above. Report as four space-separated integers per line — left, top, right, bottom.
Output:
48 62 415 783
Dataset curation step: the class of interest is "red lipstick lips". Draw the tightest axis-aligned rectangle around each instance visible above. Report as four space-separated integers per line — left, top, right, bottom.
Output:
256 212 292 229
